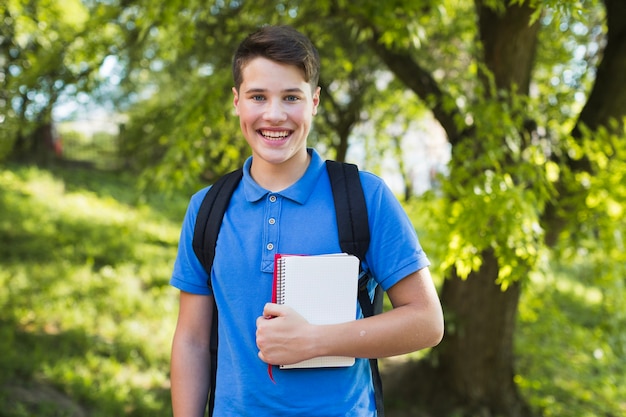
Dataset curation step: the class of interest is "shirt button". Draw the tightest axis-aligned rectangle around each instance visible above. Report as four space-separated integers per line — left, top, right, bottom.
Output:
266 243 274 250
268 218 276 225
269 195 277 202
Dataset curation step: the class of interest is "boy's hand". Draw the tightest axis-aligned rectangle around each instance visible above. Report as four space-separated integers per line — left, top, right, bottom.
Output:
256 303 316 365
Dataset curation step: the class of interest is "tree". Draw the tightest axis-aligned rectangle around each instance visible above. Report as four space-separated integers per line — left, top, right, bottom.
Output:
0 0 132 163
330 0 625 415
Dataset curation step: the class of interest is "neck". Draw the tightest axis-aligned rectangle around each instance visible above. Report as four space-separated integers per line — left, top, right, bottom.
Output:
250 151 311 192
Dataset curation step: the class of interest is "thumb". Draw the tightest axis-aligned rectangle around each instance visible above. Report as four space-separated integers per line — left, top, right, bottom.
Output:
262 302 286 318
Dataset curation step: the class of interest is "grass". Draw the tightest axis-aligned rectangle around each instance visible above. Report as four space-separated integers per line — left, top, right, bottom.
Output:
0 164 187 416
0 163 624 416
515 264 626 417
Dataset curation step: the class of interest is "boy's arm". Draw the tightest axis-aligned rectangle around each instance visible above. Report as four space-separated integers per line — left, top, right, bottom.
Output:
171 291 213 417
256 267 444 364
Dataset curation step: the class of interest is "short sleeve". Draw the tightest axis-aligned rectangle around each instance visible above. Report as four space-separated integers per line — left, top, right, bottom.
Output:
360 172 430 291
170 188 213 295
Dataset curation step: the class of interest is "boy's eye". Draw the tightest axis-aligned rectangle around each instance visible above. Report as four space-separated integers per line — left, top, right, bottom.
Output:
251 95 265 101
285 95 300 102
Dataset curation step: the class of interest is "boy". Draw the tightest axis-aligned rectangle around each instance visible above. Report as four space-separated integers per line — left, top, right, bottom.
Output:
170 25 444 416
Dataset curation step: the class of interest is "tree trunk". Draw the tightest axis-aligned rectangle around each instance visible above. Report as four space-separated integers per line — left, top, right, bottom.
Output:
374 2 541 416
384 250 533 417
10 122 57 164
476 0 539 94
437 254 530 416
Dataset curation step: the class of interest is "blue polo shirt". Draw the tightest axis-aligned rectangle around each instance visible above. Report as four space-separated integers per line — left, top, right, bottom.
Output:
171 149 430 416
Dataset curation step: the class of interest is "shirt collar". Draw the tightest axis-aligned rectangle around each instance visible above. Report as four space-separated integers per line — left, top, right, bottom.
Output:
242 148 325 204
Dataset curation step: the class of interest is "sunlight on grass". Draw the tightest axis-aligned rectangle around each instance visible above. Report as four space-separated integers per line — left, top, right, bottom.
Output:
0 165 182 416
516 268 626 417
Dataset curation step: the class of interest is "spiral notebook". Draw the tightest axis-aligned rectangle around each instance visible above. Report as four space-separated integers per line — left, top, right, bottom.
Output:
272 253 360 369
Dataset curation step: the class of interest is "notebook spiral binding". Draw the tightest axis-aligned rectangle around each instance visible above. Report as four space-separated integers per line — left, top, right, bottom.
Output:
276 262 286 304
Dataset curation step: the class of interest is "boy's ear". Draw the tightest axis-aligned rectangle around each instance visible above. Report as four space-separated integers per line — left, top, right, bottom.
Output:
312 86 321 115
232 87 240 115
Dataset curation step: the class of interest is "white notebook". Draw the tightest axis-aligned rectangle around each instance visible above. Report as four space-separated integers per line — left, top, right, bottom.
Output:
273 253 359 368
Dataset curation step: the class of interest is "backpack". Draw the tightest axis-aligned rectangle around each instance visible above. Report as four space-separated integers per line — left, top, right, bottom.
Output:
192 160 384 416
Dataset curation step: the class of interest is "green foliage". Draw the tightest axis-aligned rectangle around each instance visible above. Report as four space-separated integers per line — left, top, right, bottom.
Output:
554 123 626 357
0 164 187 416
405 192 625 417
532 2 605 133
419 92 554 287
120 66 249 191
60 129 121 170
516 258 626 417
0 0 137 162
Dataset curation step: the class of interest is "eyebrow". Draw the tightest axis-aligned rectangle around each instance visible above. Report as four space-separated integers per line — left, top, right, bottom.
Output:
244 87 304 94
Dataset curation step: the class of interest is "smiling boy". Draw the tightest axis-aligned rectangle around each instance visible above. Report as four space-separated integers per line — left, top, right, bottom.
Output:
232 54 318 191
170 25 444 417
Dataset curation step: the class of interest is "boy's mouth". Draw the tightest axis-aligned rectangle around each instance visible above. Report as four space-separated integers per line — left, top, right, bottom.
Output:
259 129 291 140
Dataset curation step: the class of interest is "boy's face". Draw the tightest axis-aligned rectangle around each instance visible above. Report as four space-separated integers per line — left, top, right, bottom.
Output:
233 57 320 169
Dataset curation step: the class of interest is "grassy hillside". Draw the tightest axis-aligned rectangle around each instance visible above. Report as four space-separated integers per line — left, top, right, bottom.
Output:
0 164 623 416
0 164 187 416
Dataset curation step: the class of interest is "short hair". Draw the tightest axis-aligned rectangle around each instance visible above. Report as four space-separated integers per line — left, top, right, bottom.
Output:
232 25 320 91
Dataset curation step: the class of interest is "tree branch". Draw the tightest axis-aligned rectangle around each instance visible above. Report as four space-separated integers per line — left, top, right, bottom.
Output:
366 28 463 146
573 0 626 136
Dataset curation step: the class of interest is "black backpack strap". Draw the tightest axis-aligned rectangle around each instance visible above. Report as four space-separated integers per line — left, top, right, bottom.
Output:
357 270 385 417
191 168 243 417
325 160 370 261
192 168 244 282
326 160 384 416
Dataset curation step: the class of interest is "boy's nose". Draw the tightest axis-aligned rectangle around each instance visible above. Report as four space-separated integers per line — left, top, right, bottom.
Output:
263 100 287 122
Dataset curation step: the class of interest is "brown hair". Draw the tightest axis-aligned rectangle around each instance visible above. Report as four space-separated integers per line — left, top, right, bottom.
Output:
232 25 320 92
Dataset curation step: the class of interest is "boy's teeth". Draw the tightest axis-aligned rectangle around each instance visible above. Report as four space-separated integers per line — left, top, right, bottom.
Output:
261 130 289 138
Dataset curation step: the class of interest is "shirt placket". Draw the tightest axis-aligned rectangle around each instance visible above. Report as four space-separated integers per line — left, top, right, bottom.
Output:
262 193 281 271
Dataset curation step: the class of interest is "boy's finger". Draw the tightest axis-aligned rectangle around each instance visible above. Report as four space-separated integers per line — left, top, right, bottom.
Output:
262 302 284 318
